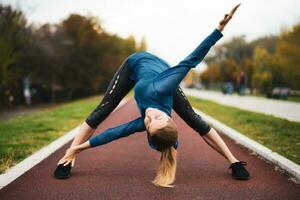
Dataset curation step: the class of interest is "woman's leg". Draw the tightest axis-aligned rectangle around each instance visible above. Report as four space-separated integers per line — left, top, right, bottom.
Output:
69 58 135 148
172 86 238 164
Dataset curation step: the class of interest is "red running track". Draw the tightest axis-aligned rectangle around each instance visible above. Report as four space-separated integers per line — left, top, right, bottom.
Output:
0 99 299 200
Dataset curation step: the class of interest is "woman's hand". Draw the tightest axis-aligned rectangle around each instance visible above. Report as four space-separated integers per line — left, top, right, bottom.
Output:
218 3 241 32
57 146 81 167
57 141 91 167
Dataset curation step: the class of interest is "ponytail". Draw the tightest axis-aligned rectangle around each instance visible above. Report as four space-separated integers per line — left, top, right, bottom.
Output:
152 146 177 188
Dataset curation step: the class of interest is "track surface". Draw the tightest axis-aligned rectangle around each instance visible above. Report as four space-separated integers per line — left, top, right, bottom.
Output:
0 99 299 200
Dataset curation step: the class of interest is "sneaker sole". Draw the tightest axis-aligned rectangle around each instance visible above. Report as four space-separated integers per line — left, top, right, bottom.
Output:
232 175 250 180
54 173 71 179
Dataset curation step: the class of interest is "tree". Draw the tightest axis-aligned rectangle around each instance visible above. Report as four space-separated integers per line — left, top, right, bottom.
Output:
0 6 145 107
200 63 221 88
202 33 280 94
0 5 27 106
276 23 300 90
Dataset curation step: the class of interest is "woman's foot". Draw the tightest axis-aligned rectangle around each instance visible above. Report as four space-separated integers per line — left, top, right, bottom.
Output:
54 147 78 179
54 162 72 179
229 161 250 180
53 143 90 179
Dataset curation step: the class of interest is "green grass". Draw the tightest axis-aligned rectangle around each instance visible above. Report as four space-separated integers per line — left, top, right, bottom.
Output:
288 96 300 103
0 95 102 173
188 96 300 165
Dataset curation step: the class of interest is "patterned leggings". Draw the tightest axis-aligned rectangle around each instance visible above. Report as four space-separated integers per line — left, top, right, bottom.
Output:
85 57 211 136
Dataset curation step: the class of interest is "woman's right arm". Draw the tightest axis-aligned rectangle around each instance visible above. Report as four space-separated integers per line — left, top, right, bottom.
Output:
88 117 146 147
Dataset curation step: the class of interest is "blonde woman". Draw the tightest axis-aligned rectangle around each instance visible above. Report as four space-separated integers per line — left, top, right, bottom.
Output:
54 4 249 187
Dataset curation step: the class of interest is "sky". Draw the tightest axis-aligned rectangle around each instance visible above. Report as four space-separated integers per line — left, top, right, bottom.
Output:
2 0 300 70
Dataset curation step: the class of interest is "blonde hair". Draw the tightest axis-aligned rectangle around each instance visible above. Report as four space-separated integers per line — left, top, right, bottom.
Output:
149 118 178 188
152 147 177 188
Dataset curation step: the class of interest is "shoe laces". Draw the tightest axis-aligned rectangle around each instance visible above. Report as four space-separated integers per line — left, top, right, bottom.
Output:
229 161 247 169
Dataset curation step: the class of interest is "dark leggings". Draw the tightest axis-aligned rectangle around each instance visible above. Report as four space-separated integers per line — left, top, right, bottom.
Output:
85 58 211 136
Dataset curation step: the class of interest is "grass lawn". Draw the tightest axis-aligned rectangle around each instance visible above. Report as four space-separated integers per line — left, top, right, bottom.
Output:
288 96 300 103
188 96 300 165
0 95 102 174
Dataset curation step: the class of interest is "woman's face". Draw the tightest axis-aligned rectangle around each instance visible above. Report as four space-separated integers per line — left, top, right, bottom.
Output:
144 107 170 134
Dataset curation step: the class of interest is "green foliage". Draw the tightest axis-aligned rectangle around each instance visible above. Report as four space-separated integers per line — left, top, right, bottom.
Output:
251 47 275 93
0 5 27 105
0 5 147 107
201 22 300 93
276 24 300 90
0 38 16 82
201 63 221 86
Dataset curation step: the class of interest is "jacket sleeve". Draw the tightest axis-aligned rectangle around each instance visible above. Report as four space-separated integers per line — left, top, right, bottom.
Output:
153 29 223 96
89 117 146 147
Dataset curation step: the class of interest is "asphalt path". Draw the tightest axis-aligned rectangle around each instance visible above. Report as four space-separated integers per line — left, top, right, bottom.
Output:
0 99 299 200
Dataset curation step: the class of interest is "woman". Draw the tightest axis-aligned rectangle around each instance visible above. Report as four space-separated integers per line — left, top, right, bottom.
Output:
54 4 249 187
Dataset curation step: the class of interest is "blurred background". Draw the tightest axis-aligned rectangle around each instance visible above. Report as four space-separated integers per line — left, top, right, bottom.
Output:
0 0 300 175
0 0 300 108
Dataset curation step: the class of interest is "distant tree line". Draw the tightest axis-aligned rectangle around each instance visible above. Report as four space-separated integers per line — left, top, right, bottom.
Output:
201 23 300 95
0 4 146 108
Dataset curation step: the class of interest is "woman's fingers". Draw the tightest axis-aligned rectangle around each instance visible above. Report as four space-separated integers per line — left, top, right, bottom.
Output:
71 159 76 167
57 154 74 165
63 159 72 166
63 158 75 167
57 160 66 166
218 4 240 32
56 146 79 166
57 157 66 165
57 157 74 166
230 3 241 17
224 4 240 23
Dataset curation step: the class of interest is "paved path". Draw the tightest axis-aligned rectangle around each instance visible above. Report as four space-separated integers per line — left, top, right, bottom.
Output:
0 99 299 200
183 88 300 123
0 103 60 121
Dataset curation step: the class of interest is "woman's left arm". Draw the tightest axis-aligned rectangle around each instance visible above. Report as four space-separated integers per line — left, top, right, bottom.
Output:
153 4 240 96
175 2 241 70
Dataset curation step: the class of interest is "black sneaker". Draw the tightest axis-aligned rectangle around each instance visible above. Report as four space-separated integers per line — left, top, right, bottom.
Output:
229 161 250 180
54 162 72 179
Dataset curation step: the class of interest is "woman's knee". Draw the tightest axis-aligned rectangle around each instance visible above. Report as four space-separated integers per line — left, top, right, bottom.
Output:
85 101 118 128
186 111 211 136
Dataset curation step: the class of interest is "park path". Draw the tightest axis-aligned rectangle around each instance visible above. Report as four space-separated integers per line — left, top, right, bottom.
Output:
0 99 299 200
183 88 300 123
0 103 61 121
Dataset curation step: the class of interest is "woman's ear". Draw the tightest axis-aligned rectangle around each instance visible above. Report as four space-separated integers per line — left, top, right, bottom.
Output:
144 116 150 128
